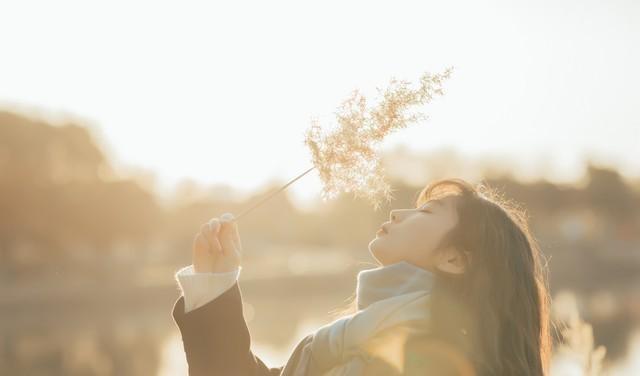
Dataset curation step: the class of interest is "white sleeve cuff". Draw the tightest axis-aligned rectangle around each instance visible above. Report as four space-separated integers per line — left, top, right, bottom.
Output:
174 264 241 314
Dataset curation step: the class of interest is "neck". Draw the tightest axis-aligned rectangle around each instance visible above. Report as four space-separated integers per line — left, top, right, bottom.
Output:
356 260 435 310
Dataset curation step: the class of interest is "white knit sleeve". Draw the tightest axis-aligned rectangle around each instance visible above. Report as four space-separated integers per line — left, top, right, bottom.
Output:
174 264 242 314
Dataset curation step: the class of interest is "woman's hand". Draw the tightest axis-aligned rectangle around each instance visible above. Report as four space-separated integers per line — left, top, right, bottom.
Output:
192 213 242 273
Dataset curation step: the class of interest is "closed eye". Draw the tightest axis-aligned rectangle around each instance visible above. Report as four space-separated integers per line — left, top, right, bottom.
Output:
419 208 432 213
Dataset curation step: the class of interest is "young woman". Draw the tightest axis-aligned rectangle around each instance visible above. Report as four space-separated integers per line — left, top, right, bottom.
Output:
171 178 552 375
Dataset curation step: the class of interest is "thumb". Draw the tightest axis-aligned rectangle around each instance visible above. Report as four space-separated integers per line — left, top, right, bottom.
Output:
219 213 242 254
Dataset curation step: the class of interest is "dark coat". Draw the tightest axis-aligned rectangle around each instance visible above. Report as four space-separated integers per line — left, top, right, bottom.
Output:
172 281 465 376
171 281 312 376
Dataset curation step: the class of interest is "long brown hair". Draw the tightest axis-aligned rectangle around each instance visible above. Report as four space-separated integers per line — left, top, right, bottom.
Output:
413 178 552 375
331 178 553 375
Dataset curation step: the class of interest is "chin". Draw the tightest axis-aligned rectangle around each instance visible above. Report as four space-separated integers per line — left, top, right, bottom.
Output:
368 238 389 265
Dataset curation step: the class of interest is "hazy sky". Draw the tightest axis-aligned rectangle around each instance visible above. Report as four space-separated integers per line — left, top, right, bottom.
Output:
1 0 638 206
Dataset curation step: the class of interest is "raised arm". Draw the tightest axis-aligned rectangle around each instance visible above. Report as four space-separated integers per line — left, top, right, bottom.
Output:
170 213 283 376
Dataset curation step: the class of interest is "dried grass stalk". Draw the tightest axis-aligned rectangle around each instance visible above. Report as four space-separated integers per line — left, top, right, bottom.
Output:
304 67 454 210
234 68 454 221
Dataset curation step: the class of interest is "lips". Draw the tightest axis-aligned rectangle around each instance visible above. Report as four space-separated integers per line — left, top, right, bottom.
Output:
377 224 389 235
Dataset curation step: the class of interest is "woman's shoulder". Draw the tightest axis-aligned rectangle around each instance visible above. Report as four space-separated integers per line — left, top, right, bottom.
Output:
283 330 472 375
284 332 401 376
402 333 475 375
358 329 474 376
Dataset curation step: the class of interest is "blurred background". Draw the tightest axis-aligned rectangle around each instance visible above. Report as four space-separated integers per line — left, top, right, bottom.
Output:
0 0 638 375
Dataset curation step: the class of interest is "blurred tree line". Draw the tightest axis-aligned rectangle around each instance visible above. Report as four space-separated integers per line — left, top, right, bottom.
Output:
1 109 639 360
0 111 162 280
1 110 639 277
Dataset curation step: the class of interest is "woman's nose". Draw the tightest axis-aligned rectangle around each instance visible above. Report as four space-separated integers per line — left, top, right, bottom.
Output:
389 210 399 222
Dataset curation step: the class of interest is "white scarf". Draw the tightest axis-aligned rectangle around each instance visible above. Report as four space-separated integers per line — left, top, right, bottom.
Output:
291 260 435 376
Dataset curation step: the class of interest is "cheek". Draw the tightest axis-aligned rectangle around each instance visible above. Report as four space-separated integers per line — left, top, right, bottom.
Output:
400 223 443 261
399 222 429 247
368 220 447 265
368 228 414 263
368 234 400 264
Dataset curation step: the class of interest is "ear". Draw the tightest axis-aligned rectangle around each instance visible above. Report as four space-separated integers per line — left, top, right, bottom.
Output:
434 247 470 275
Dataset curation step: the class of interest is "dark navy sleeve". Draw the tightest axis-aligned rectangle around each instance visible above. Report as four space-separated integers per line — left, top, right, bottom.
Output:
172 281 284 376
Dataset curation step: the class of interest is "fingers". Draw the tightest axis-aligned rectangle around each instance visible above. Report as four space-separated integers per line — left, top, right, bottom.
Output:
230 217 242 251
193 215 241 273
219 213 242 254
221 213 239 247
192 230 215 272
193 231 209 254
203 219 222 254
220 213 235 222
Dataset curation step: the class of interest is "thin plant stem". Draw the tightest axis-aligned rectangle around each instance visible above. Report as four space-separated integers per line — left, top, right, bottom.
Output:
231 166 316 223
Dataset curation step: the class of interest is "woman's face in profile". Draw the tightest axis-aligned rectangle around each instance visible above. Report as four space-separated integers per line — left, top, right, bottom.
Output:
368 195 459 271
